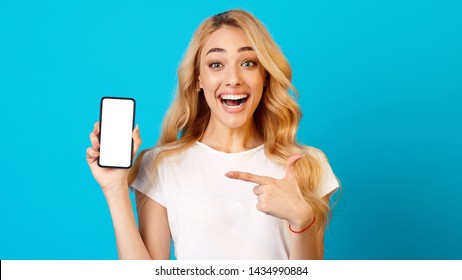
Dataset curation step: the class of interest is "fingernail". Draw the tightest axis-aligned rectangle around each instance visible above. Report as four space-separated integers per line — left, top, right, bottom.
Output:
225 172 234 178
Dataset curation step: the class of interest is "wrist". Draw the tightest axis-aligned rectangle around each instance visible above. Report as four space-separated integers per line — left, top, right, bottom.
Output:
288 201 314 231
102 183 129 199
289 217 313 231
289 216 316 233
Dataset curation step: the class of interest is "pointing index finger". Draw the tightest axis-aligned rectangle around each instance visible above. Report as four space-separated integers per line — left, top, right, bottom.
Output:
225 171 274 185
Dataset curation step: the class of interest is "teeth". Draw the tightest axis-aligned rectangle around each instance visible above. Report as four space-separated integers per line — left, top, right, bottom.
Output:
220 94 248 100
223 102 244 109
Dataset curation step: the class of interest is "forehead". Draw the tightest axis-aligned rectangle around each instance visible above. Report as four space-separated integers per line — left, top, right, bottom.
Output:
201 26 252 54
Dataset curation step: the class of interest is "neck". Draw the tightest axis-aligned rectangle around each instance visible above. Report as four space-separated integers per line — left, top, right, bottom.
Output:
200 118 263 153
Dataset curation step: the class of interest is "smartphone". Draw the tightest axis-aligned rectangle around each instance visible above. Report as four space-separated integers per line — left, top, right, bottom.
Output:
98 97 136 168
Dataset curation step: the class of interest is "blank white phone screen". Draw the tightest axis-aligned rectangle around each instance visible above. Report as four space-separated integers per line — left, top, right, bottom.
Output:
99 98 135 168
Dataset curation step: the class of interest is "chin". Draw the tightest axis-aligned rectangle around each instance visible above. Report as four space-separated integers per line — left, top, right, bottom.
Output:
218 115 251 129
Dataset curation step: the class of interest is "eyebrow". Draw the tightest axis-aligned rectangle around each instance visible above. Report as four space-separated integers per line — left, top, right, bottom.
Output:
206 46 254 56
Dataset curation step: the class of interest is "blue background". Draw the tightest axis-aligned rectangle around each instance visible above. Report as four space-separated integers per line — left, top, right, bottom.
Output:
1 0 461 259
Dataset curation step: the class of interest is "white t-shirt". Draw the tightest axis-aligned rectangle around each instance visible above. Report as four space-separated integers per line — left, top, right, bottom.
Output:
131 142 339 260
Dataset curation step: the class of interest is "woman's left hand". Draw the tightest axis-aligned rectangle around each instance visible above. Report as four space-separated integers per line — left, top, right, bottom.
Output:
225 154 314 230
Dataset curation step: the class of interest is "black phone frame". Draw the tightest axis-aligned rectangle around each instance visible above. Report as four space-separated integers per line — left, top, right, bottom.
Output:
97 96 136 169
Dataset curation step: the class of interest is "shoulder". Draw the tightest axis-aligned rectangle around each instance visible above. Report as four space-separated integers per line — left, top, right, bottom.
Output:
300 145 335 179
135 146 165 172
301 145 329 162
139 143 195 167
301 145 339 197
137 147 159 166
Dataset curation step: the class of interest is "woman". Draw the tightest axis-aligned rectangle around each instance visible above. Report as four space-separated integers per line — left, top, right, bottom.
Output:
86 9 339 260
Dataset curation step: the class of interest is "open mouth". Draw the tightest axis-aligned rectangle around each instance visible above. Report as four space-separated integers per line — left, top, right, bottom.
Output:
219 94 249 109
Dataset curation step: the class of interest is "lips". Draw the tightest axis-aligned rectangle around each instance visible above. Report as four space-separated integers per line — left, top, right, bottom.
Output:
219 94 249 108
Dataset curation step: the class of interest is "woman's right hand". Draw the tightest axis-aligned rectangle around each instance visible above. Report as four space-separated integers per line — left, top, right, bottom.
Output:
86 121 142 192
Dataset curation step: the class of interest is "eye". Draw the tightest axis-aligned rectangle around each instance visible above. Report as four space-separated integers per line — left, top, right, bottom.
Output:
209 62 223 69
242 60 257 67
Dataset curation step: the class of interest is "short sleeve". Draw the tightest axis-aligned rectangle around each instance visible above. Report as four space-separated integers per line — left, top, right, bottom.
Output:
129 148 167 207
313 149 340 197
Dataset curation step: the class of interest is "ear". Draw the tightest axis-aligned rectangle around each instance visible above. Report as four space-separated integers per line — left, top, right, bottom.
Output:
198 75 203 89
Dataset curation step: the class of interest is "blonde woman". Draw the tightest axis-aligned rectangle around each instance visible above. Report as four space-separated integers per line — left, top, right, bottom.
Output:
86 9 339 260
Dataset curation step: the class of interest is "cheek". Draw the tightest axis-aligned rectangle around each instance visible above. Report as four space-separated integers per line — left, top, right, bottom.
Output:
249 74 265 94
201 73 221 89
201 76 220 101
199 64 219 87
201 82 220 108
202 90 217 106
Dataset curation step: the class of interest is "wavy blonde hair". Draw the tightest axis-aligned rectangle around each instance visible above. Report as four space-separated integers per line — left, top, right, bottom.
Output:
129 9 332 233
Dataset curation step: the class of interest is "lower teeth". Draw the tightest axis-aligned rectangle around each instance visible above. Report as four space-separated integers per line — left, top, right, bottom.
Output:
222 98 247 108
223 100 245 108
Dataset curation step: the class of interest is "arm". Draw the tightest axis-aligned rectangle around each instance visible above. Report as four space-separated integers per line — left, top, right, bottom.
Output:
288 224 323 260
288 194 331 260
136 191 171 259
103 186 171 260
87 122 170 259
226 154 336 260
104 186 152 259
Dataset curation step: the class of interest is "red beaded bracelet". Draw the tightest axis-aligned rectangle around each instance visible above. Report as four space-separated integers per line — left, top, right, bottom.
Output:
289 216 316 233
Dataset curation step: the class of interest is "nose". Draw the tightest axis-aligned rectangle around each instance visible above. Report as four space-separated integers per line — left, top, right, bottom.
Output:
225 65 242 87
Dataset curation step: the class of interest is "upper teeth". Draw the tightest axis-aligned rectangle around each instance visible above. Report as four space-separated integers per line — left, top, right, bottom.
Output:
220 94 248 100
